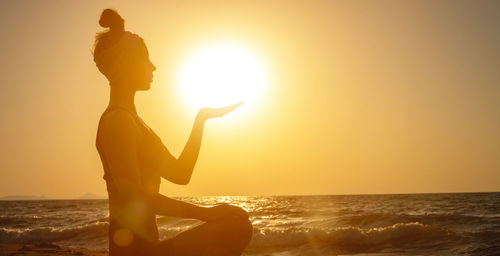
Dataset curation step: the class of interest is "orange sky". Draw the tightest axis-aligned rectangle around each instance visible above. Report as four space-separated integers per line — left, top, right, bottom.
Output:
0 0 499 198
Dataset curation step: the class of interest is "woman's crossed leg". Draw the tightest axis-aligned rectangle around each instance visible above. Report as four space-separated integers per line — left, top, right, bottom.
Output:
154 216 253 256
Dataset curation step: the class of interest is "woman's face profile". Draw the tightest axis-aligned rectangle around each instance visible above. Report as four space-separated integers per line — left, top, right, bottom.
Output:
124 42 156 91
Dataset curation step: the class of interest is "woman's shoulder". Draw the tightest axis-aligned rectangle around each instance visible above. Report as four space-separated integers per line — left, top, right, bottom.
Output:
97 107 141 139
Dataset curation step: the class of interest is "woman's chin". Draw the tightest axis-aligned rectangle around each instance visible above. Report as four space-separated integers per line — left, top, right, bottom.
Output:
137 83 151 91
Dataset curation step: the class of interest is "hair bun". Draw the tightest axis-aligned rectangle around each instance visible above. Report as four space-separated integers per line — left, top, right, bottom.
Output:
99 9 124 31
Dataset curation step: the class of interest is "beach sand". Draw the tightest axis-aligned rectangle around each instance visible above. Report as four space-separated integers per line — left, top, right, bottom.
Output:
0 243 107 256
0 243 418 256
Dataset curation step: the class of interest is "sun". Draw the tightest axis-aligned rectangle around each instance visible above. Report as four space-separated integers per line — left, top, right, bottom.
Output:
177 42 269 111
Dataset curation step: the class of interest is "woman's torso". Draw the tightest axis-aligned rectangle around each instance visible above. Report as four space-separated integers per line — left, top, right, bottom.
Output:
95 106 165 248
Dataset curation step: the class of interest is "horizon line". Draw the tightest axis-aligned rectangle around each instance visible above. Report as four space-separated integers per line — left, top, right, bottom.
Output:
1 190 499 200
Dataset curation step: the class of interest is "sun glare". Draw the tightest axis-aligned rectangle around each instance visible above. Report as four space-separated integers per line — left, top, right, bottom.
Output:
177 42 269 111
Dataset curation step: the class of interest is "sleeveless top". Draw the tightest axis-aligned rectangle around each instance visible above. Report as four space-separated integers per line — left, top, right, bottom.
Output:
95 106 167 248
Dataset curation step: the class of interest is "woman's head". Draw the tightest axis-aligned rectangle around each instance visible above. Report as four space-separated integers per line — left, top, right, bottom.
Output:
93 9 155 91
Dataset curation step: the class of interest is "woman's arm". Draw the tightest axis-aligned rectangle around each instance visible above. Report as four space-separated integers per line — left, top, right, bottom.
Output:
159 113 206 185
159 102 243 185
101 108 247 220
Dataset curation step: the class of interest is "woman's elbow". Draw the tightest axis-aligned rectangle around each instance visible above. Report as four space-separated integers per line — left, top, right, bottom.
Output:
170 168 193 185
175 176 191 185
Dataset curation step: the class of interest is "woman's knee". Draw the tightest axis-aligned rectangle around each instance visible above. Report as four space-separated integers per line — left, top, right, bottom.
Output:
239 217 253 237
211 217 252 240
228 217 253 244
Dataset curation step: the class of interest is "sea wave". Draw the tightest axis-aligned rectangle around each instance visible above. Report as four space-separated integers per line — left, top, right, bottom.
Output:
335 212 498 229
251 222 456 252
0 221 109 244
0 215 46 226
0 220 498 255
0 220 454 248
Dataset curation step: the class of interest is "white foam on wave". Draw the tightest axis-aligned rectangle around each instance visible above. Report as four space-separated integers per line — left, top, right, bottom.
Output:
0 220 454 252
0 221 109 244
250 222 454 251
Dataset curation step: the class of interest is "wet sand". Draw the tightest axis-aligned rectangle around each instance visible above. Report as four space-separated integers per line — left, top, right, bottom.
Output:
0 243 107 256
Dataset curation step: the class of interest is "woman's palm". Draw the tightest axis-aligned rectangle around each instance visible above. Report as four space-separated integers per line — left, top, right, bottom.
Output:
200 102 243 120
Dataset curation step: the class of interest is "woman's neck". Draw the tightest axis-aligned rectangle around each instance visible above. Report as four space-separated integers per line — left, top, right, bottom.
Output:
109 86 137 114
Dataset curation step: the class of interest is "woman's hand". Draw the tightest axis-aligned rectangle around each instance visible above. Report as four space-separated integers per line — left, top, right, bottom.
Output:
197 102 243 121
198 203 249 222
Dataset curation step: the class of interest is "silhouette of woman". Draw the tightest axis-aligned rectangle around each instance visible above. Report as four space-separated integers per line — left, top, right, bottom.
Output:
93 9 252 256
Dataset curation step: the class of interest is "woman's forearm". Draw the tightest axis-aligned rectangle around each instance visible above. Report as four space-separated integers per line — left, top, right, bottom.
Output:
149 191 206 219
161 104 241 184
112 177 207 219
176 114 206 183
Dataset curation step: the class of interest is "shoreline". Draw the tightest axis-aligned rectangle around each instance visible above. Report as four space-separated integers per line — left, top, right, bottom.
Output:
0 243 107 256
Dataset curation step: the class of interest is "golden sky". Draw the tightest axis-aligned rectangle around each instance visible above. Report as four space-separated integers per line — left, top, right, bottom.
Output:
0 0 499 198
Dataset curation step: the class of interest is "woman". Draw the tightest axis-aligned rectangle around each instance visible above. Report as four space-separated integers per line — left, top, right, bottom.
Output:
93 9 252 256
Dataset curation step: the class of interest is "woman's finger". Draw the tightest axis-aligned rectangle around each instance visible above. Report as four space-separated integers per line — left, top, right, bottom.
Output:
220 102 243 115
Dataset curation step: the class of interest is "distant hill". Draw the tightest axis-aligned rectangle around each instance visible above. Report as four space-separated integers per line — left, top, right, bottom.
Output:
77 193 107 200
0 195 51 200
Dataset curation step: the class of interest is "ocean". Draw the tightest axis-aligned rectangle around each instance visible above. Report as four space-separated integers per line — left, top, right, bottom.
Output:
0 193 499 255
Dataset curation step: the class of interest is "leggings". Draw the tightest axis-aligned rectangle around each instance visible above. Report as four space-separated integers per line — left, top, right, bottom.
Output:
108 225 174 256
